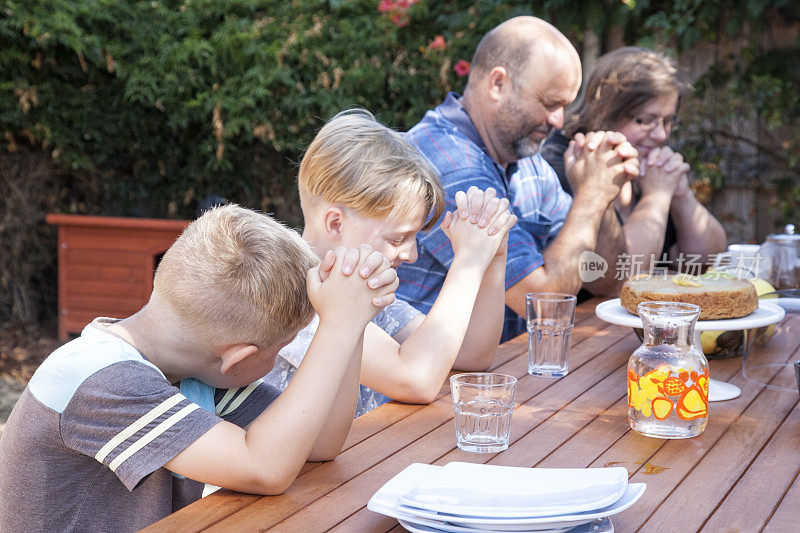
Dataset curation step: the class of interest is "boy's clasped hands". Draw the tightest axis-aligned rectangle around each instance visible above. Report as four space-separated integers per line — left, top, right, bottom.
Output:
311 244 399 325
441 186 518 265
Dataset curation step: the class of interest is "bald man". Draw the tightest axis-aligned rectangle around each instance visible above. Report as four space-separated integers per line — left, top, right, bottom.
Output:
396 17 638 341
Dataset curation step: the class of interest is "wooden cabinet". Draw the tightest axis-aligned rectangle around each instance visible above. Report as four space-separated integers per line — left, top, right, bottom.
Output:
46 214 190 341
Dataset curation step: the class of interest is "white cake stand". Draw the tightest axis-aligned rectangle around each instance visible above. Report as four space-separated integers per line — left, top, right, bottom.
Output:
596 299 785 402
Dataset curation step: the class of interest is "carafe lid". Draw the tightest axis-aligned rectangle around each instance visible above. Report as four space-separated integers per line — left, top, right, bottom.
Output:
767 224 800 244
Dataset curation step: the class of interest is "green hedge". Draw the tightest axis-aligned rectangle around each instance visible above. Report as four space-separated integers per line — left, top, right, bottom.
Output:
3 0 796 219
1 0 799 324
2 0 495 220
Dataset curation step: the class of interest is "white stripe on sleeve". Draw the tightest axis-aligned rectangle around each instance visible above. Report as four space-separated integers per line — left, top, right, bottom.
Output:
109 404 200 472
215 388 238 416
95 393 184 463
219 381 261 417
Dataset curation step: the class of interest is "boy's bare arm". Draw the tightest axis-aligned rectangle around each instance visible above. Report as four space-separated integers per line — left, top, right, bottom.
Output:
306 334 363 461
305 248 397 460
163 247 396 495
359 188 516 403
452 244 507 370
451 187 515 370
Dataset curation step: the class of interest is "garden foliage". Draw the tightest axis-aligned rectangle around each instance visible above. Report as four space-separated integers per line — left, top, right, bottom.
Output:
1 0 799 323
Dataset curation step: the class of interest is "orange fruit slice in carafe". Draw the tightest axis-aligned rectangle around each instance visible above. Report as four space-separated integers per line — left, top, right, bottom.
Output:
652 397 674 420
676 386 708 421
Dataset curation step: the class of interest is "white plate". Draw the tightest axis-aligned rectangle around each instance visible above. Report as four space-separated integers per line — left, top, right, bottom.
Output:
595 299 785 331
368 464 645 532
396 516 575 533
773 297 800 313
398 517 614 533
399 485 644 531
399 462 628 518
707 380 741 401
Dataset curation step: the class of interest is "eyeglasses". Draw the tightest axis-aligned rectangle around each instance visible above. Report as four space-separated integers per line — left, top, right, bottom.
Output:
633 115 680 133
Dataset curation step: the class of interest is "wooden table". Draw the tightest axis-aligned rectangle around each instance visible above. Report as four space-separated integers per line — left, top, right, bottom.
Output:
145 299 800 532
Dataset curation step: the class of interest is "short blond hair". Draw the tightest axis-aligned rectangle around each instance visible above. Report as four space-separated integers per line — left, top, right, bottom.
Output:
298 109 444 231
153 204 317 349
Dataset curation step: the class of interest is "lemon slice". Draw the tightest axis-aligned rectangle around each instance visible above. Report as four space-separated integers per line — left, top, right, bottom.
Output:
673 274 702 287
748 277 775 297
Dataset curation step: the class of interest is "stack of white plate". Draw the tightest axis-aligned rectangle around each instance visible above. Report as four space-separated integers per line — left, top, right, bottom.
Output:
367 462 646 533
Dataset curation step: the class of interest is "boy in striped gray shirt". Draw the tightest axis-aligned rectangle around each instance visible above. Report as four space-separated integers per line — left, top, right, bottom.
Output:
0 204 397 532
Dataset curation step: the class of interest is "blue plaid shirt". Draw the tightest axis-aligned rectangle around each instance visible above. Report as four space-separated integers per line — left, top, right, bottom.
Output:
397 93 573 341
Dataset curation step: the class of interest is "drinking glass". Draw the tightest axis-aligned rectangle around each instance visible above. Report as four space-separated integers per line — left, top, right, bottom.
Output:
526 293 577 377
742 316 800 393
450 373 517 453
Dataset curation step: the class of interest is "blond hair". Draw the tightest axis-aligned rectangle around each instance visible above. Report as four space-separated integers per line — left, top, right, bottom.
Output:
153 204 317 349
298 109 444 231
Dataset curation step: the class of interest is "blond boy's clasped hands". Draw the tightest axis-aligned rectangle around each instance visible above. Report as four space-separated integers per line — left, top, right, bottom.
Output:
441 186 518 266
308 184 519 332
311 245 399 327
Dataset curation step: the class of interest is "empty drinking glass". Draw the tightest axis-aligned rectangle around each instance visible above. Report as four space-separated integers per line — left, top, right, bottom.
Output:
526 293 577 377
450 373 517 453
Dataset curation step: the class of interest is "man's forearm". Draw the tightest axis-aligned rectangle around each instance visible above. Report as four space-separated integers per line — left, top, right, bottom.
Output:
539 194 609 294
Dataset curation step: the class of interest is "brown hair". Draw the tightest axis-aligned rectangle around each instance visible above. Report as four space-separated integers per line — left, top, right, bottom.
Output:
565 47 689 137
153 204 317 349
298 109 444 231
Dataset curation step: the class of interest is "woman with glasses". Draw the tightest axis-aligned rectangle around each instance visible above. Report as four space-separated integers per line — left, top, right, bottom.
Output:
542 47 726 274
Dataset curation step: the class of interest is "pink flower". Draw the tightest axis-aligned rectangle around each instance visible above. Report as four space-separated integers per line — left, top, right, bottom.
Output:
397 0 409 8
377 0 395 13
453 59 470 77
427 35 446 51
392 12 409 27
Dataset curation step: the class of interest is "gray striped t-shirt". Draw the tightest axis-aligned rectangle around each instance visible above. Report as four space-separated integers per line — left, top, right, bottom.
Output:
0 319 278 532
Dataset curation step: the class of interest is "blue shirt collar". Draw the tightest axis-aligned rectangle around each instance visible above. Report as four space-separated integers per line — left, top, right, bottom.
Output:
436 92 487 150
179 377 216 414
436 92 516 178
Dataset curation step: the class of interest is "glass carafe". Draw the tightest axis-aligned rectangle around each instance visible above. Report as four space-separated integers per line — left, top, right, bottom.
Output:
759 224 800 290
628 301 709 439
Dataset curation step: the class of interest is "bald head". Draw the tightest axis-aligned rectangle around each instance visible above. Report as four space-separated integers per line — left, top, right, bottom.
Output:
468 16 580 86
461 17 582 167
